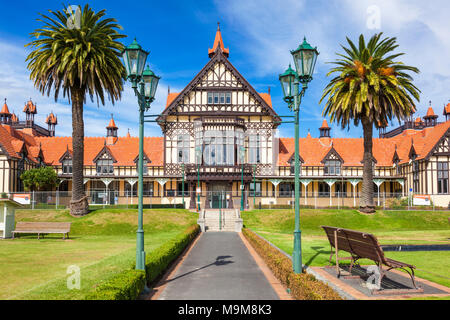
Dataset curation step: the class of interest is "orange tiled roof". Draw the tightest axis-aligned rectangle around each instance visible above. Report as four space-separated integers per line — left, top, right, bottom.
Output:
11 113 18 123
35 136 164 166
1 101 10 115
444 103 450 115
320 119 329 129
46 113 57 125
278 121 450 167
23 100 37 114
107 117 117 129
426 107 436 117
166 93 179 108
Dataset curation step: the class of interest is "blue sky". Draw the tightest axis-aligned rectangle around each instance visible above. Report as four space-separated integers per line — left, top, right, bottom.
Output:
0 0 449 139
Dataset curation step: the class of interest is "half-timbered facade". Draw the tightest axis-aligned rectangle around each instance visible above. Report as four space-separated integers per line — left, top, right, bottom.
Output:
1 26 450 208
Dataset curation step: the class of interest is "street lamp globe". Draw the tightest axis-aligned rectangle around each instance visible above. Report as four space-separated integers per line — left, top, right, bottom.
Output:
142 65 160 102
279 64 297 104
291 37 319 84
122 38 149 81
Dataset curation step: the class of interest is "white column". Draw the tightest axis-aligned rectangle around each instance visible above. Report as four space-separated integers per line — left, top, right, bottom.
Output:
300 179 312 206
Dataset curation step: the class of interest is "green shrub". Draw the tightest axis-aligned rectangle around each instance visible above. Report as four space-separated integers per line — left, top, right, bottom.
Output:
86 270 146 300
87 224 199 300
145 224 199 282
88 204 185 210
242 228 341 300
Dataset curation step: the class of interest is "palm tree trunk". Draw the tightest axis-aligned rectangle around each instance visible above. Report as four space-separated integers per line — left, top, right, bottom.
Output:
360 117 375 213
70 87 89 216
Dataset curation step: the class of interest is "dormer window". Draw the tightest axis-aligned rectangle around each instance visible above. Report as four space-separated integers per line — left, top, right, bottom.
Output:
134 154 150 175
137 159 148 175
290 160 302 176
324 160 341 176
207 92 231 105
62 159 72 174
96 159 114 175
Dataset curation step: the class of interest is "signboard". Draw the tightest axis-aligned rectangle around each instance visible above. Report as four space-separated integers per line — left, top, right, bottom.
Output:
196 188 201 193
413 195 431 206
13 194 31 205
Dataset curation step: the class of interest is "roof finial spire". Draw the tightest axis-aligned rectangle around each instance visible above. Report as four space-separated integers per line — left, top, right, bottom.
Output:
208 23 229 58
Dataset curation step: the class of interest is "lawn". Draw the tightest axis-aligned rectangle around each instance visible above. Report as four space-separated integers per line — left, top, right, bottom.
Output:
242 209 450 289
0 208 197 300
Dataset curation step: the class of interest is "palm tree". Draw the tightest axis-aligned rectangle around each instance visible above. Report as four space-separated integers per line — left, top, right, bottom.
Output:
320 33 420 213
26 4 126 215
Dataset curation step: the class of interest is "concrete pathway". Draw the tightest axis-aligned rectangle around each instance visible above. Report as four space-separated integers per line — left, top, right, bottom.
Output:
157 232 280 300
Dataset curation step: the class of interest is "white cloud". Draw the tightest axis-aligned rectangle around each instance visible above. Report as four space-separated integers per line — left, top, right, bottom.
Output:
215 0 450 129
0 38 171 138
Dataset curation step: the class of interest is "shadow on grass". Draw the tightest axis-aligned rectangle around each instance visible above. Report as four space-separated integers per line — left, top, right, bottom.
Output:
304 246 333 267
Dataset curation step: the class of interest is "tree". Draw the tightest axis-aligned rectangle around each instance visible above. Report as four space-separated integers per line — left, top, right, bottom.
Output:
20 167 60 191
320 33 420 213
26 4 126 215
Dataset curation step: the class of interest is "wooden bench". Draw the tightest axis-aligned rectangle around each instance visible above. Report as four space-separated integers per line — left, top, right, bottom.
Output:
12 222 71 240
321 225 421 291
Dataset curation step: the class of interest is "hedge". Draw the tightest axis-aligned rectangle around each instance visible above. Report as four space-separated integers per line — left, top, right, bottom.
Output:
88 204 185 210
87 224 200 300
242 228 341 300
85 270 146 300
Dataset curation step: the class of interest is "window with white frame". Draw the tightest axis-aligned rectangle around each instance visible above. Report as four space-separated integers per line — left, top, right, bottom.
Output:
203 130 234 166
248 134 261 164
96 159 114 175
207 92 231 105
324 160 341 176
62 159 72 174
437 162 448 194
177 134 190 163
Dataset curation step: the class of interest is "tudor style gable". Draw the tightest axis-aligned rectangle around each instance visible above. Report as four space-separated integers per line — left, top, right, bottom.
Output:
159 26 279 120
429 128 450 157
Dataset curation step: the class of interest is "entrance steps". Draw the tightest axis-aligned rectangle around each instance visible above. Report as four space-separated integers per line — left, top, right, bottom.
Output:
198 209 243 232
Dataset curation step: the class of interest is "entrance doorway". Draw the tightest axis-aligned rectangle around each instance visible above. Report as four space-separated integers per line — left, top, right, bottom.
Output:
210 183 228 209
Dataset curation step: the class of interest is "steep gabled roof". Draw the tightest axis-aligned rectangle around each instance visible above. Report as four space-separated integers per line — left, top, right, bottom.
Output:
92 145 118 163
160 49 279 120
321 145 344 164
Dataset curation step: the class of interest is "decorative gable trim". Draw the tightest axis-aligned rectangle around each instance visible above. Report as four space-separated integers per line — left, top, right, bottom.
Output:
425 127 450 160
409 144 418 160
321 146 344 164
392 150 400 163
159 49 280 120
93 145 117 164
58 148 73 163
133 153 151 164
287 153 304 164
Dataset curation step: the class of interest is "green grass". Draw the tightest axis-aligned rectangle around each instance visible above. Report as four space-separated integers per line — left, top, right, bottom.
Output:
0 208 197 300
242 209 450 291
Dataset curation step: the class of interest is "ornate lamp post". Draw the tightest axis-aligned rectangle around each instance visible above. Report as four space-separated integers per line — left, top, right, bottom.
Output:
122 39 160 271
239 146 246 211
279 37 319 274
195 146 202 212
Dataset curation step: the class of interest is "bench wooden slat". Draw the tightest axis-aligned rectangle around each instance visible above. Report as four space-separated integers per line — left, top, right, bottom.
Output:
321 225 419 291
12 222 71 240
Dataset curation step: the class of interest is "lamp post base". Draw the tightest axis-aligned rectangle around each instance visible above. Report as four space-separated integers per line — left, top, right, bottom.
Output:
293 229 302 273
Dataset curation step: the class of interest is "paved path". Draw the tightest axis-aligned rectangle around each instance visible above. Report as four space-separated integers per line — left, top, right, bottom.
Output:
157 232 280 300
